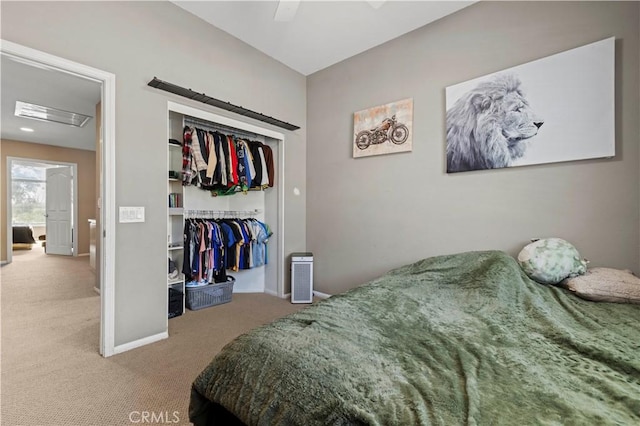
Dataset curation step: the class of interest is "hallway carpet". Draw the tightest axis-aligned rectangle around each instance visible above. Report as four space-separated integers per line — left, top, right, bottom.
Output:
1 247 305 425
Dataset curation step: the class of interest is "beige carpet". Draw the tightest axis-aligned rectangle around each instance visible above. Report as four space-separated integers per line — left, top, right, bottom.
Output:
1 246 306 425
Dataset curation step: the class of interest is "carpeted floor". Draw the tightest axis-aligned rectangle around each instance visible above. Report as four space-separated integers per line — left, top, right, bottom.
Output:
1 246 306 425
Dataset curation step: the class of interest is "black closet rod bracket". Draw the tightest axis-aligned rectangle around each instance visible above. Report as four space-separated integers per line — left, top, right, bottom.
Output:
148 77 300 132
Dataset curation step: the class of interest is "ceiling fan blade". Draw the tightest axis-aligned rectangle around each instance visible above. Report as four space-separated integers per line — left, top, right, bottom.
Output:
274 0 300 22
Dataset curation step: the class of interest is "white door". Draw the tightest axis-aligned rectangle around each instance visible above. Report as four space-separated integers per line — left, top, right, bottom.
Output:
46 166 73 255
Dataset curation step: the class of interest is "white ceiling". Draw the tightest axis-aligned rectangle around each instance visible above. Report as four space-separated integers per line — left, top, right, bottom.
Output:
172 1 476 76
1 1 472 151
0 55 101 151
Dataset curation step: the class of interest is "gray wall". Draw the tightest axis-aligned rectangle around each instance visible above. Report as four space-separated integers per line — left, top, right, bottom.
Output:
1 1 307 346
307 1 639 295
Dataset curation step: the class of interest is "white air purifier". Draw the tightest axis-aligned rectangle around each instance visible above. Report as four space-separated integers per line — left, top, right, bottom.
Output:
291 252 313 303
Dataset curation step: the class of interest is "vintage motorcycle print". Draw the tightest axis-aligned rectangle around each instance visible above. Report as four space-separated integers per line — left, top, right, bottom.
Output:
355 115 409 150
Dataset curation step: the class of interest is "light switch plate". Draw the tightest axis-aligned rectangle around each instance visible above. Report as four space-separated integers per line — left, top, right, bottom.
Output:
119 206 145 223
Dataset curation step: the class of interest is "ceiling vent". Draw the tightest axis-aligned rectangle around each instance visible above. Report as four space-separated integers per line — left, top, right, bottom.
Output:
14 101 92 128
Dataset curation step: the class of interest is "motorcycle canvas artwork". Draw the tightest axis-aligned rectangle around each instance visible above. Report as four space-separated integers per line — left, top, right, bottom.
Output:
353 98 413 158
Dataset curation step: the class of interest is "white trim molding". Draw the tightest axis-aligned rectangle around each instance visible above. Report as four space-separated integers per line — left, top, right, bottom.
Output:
313 291 332 299
168 101 287 300
264 288 280 298
282 291 331 301
113 332 168 355
1 39 117 358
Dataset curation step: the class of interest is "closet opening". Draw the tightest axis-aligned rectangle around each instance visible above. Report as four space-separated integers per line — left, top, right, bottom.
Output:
165 101 286 327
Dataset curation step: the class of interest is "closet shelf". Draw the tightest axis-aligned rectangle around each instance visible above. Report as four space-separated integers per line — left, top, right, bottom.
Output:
169 207 184 215
168 275 185 286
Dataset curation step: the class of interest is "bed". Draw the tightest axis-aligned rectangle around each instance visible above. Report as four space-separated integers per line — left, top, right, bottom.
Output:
12 225 37 250
189 250 640 425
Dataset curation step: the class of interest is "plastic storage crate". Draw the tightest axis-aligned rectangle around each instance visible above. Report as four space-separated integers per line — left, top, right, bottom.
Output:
185 276 235 310
168 287 183 318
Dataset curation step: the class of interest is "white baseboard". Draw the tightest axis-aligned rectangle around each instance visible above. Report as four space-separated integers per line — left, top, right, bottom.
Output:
0 260 8 266
313 290 332 299
264 288 280 297
112 331 168 355
77 253 89 257
248 289 331 301
282 291 330 302
233 286 265 293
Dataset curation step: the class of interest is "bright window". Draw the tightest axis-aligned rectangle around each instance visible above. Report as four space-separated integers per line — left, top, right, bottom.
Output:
11 161 48 226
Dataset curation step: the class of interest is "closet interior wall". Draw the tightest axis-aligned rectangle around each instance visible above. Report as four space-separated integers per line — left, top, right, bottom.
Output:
168 110 281 294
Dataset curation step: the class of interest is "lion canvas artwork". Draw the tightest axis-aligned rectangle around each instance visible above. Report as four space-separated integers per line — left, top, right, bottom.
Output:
445 37 615 173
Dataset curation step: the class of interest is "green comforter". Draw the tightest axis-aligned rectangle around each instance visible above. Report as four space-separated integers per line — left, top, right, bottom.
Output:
190 251 640 425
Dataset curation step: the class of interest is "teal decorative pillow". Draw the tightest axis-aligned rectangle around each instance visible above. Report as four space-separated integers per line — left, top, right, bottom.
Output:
517 238 588 284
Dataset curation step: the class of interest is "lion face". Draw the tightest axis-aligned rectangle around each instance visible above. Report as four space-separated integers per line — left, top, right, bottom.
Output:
491 91 544 157
447 74 544 173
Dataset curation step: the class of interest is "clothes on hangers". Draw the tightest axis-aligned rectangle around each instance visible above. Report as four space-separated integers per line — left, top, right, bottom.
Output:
181 126 275 194
182 217 272 287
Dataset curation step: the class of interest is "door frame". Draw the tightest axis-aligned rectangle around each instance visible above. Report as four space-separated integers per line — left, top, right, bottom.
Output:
7 157 78 258
1 40 117 357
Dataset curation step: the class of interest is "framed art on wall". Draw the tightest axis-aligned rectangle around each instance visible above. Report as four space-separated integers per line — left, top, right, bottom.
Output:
445 37 615 173
353 98 413 158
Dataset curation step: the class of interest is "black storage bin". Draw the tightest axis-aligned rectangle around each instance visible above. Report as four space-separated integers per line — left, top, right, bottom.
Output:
168 287 183 318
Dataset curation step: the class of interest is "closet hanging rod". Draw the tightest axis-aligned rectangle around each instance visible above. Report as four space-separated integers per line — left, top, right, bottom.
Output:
148 77 300 131
183 209 261 219
183 117 260 140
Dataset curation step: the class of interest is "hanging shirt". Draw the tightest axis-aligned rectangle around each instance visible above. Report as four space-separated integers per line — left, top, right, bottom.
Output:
261 144 275 187
236 139 249 190
219 222 237 270
190 128 209 186
249 141 263 188
182 220 193 276
229 220 246 270
257 145 269 187
217 135 228 186
205 132 218 181
182 127 194 185
226 135 239 187
211 133 224 185
240 140 256 183
250 219 267 267
237 219 253 269
258 220 272 264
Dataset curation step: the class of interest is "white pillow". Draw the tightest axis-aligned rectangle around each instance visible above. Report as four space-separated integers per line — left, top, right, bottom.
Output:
561 268 640 304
